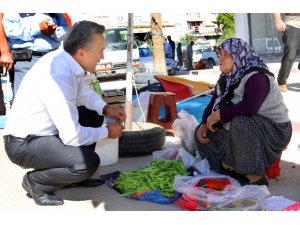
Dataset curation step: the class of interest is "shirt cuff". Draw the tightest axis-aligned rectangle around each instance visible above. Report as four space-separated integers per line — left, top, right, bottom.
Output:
30 24 41 37
98 126 109 140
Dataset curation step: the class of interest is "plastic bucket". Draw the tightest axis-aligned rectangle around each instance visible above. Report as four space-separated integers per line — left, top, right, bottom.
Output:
95 138 119 166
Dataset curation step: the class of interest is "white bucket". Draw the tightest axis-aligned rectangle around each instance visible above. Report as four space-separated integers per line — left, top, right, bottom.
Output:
95 138 119 166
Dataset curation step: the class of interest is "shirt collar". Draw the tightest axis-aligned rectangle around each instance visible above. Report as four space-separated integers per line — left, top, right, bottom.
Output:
61 50 85 77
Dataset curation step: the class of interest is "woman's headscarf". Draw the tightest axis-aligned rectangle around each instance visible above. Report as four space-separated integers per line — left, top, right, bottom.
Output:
212 38 269 111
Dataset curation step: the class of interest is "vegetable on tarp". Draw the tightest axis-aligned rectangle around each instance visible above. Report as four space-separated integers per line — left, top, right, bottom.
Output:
115 159 189 198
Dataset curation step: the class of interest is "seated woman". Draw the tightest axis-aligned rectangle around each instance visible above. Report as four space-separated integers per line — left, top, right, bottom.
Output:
194 38 292 186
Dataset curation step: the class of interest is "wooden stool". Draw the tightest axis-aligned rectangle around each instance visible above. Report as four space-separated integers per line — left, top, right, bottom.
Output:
146 92 177 131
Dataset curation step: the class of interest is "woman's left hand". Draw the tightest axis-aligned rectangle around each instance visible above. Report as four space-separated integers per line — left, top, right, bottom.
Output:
206 110 221 132
104 105 126 123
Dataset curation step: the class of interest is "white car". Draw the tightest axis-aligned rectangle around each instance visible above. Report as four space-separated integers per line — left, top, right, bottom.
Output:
138 48 177 75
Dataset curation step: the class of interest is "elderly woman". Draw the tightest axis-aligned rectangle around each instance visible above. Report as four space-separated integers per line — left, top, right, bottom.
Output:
194 38 292 186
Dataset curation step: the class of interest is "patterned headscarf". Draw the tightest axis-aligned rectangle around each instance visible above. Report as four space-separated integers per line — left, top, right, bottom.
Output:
212 38 269 111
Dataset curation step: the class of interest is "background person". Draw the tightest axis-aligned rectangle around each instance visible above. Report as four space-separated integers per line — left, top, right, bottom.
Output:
176 42 183 69
167 35 175 59
140 38 150 49
0 13 14 115
3 13 69 96
186 41 194 70
3 21 126 206
273 13 300 92
194 38 292 186
164 37 172 58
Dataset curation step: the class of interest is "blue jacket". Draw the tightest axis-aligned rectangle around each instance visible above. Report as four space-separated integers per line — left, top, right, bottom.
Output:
3 13 69 52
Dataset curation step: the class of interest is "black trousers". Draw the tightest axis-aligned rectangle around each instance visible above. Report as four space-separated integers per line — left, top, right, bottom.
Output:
277 25 300 85
4 106 104 193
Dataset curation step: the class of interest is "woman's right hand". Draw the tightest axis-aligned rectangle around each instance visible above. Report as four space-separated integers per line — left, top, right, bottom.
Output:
106 123 125 139
196 124 210 144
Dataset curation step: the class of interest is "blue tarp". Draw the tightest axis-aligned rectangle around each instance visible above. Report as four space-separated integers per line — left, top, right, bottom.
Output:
158 95 211 123
177 95 211 123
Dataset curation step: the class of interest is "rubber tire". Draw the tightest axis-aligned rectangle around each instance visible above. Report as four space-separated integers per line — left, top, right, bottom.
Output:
119 122 166 157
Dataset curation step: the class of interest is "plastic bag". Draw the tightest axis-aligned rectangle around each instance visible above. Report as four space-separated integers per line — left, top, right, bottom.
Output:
153 146 196 169
172 110 199 155
174 174 270 211
152 141 181 160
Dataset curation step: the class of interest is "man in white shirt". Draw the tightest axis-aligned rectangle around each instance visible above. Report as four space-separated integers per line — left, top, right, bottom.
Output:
3 21 126 206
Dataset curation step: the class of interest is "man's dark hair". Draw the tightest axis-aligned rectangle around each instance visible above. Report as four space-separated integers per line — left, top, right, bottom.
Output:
63 20 105 55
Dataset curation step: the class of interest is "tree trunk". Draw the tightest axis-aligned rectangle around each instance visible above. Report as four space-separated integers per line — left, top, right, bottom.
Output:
150 13 167 76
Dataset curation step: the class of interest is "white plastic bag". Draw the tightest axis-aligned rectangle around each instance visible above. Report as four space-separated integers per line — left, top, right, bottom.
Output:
172 110 198 155
152 141 181 160
174 174 270 211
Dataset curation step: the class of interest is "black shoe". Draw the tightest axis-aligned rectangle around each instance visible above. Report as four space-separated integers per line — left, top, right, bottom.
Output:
22 174 64 206
235 175 269 187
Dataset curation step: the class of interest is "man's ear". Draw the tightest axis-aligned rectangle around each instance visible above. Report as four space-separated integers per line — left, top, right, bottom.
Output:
76 48 85 57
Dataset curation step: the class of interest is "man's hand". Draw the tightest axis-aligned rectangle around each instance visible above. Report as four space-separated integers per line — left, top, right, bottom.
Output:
206 110 221 132
106 123 125 139
0 50 13 70
103 105 126 123
274 13 286 32
39 18 57 36
196 124 210 144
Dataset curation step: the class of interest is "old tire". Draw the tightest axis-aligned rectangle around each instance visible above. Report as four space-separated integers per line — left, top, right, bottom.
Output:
119 122 166 157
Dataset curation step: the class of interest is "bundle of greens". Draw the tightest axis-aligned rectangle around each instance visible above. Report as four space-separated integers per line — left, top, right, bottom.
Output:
115 159 189 198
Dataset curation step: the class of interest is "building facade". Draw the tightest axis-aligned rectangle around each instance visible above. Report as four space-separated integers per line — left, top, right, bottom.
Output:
235 13 286 56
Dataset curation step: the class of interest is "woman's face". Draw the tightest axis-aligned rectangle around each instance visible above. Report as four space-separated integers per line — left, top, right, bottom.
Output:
219 48 234 74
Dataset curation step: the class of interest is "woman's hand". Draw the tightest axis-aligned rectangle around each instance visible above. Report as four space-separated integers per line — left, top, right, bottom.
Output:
103 105 126 123
196 124 210 144
206 110 221 132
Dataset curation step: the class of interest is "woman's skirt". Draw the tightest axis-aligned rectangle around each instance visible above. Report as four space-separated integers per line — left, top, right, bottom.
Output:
195 115 292 176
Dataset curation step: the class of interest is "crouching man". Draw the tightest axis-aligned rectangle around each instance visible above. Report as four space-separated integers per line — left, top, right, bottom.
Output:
3 21 126 206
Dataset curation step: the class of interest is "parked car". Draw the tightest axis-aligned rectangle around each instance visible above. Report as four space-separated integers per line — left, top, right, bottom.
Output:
138 47 177 75
193 48 219 69
95 28 140 82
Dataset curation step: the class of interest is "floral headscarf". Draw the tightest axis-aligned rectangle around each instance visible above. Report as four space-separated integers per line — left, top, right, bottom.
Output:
212 38 269 111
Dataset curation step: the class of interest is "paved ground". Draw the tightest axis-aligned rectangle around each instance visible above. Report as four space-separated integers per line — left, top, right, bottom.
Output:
0 61 299 222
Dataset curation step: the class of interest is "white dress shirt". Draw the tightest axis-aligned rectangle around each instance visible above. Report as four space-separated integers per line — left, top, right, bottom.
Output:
4 49 108 146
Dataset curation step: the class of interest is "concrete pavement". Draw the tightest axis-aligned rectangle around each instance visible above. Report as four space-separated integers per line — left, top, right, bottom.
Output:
0 61 299 214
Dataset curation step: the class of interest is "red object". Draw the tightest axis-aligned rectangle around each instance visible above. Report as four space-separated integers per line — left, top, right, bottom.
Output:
63 13 72 27
154 76 192 101
283 202 300 211
198 178 232 191
265 157 281 179
146 92 178 131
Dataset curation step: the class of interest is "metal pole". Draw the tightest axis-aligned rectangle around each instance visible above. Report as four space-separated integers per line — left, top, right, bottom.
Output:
125 13 133 131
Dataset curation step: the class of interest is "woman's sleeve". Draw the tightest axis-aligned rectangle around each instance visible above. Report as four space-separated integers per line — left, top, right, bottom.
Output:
220 73 270 123
201 91 217 124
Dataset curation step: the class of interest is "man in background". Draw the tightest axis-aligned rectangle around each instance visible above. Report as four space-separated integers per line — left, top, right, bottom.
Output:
167 35 175 59
3 13 69 96
0 13 13 115
274 13 300 92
